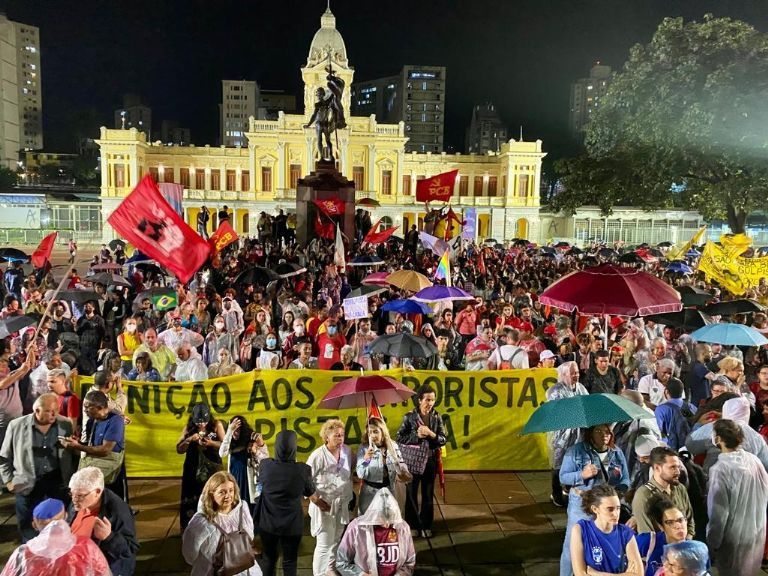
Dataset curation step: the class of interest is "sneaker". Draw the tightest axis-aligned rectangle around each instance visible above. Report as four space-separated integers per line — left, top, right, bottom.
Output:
422 529 433 538
550 494 564 508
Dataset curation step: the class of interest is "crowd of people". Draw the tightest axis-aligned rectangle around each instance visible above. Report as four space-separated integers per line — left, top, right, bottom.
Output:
1 212 768 575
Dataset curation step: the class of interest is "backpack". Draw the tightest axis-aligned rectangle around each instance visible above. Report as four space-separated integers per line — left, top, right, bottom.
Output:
663 401 694 451
499 347 524 370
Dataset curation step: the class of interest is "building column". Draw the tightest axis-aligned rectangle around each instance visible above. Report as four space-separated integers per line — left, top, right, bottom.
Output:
396 150 405 194
276 143 286 192
367 144 376 193
248 145 257 193
205 168 212 190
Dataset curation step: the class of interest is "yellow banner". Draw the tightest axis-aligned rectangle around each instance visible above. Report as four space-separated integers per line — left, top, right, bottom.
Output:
666 226 706 261
76 368 556 477
698 241 768 295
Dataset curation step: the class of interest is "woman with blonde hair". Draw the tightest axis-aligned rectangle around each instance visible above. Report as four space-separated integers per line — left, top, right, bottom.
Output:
306 418 354 576
182 470 262 576
357 418 411 515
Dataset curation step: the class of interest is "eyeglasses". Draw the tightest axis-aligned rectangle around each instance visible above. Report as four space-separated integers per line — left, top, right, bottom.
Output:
663 517 687 527
69 488 95 500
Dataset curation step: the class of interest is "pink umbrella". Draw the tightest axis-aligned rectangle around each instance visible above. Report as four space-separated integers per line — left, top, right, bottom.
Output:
319 375 416 410
361 271 390 286
540 264 682 316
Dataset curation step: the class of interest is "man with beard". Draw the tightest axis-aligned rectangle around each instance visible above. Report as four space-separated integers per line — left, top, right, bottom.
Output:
584 349 624 395
75 301 105 376
630 446 695 538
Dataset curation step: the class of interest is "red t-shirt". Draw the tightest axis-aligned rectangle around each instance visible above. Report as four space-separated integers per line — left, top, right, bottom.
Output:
57 391 81 426
373 526 399 576
316 332 345 370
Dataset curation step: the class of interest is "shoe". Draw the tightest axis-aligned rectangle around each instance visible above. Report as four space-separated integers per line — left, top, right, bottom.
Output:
410 529 420 538
422 529 433 538
550 494 564 508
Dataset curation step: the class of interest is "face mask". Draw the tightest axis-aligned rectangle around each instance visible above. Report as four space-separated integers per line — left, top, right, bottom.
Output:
327 326 338 336
215 322 225 330
266 338 277 348
126 324 137 333
294 326 305 336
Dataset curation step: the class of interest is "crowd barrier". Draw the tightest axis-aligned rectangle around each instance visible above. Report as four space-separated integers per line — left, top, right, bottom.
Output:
76 368 558 477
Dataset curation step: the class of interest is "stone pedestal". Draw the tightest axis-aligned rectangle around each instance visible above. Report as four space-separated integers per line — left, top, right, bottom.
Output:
296 160 356 245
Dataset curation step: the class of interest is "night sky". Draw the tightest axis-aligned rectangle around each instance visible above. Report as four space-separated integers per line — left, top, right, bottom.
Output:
6 0 768 160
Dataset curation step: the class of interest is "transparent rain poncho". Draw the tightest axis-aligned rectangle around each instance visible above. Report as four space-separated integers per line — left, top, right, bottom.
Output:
357 487 402 527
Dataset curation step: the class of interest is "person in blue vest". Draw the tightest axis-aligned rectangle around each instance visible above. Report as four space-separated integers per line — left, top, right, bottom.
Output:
559 424 631 576
635 495 690 576
569 484 643 576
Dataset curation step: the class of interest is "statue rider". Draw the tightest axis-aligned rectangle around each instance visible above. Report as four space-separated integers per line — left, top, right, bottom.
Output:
304 65 346 160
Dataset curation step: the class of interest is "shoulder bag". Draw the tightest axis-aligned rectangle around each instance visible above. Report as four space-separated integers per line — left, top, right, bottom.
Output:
212 506 258 576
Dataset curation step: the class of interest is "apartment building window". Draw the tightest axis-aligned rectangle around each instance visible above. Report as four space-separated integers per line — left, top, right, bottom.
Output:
261 167 272 192
459 176 469 196
474 176 484 196
226 170 236 191
195 171 205 189
241 170 250 192
290 164 301 189
163 168 174 183
353 166 365 191
402 175 411 196
149 167 159 183
211 171 221 190
488 177 498 196
180 168 190 188
381 170 392 195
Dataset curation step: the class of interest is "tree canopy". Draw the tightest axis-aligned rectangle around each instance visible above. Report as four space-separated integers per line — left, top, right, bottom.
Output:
552 15 768 233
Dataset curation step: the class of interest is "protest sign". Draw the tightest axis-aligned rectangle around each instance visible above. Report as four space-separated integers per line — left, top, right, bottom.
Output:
76 368 556 477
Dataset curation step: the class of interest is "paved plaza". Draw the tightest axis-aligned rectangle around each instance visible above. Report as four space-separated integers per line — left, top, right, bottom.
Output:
0 472 564 576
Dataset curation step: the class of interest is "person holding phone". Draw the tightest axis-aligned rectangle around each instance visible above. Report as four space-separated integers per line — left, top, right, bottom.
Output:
219 415 269 516
356 418 410 515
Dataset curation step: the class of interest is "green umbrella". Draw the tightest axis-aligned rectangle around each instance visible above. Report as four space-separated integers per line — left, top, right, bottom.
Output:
523 393 650 435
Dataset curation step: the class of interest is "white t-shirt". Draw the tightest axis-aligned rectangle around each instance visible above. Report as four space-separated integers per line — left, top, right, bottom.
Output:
489 345 529 369
637 374 671 406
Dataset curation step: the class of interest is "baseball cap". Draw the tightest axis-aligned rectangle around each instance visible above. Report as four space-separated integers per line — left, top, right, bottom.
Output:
539 350 556 361
634 434 663 457
518 321 534 333
543 325 557 336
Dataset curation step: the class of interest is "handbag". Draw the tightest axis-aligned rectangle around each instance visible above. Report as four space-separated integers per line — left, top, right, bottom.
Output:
399 442 430 476
80 451 124 485
196 446 223 485
212 506 258 576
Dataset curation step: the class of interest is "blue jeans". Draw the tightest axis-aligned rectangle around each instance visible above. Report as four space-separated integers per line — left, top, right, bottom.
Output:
560 490 590 576
15 470 69 542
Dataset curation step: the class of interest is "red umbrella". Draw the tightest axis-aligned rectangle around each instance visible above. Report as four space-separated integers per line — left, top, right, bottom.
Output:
361 271 390 287
319 375 416 410
539 264 682 316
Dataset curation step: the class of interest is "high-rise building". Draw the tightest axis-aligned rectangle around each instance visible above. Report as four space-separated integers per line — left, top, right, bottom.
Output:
114 94 152 138
257 90 297 121
352 65 446 153
0 14 43 167
465 103 507 154
569 63 612 138
221 80 257 147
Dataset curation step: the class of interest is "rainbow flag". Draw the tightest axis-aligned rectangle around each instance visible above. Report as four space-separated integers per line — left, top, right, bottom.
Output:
435 250 452 286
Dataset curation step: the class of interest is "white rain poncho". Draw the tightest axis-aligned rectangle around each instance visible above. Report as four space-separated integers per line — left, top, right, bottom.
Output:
707 448 768 575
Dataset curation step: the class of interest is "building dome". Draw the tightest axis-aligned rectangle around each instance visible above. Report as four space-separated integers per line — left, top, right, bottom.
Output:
306 7 349 68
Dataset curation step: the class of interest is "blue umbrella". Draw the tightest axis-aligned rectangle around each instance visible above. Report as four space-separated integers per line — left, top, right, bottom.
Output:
689 323 768 347
666 261 693 275
126 250 153 264
685 248 701 258
381 299 432 315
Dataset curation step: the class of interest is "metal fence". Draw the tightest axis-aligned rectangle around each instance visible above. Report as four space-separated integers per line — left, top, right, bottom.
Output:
0 229 103 246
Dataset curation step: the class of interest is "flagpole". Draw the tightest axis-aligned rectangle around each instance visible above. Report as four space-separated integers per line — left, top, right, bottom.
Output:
32 259 82 342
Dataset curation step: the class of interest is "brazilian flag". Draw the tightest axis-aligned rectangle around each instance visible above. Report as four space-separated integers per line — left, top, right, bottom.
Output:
152 293 178 311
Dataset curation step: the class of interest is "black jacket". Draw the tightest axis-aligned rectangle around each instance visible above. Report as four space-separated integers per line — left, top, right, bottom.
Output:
67 487 139 576
396 408 447 452
257 430 315 536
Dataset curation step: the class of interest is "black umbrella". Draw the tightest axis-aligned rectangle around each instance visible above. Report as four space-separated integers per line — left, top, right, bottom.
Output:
135 262 167 276
0 315 37 339
540 246 556 255
234 266 280 286
618 252 644 264
646 248 664 258
567 246 584 255
598 248 618 259
56 290 100 305
0 248 29 262
702 299 766 316
276 263 307 278
657 241 673 248
108 239 126 251
369 333 438 359
348 255 385 267
512 238 529 247
644 308 714 331
675 286 712 307
554 241 570 248
86 272 132 288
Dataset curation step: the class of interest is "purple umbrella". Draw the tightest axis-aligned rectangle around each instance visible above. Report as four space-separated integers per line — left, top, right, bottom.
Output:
411 285 475 303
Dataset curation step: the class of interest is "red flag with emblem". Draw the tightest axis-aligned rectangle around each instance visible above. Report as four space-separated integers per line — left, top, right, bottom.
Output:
314 214 335 240
107 175 211 283
416 170 458 202
312 197 345 217
31 232 57 269
208 220 239 254
363 218 399 245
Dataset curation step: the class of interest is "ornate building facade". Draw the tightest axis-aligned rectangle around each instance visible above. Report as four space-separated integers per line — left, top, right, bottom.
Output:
97 7 545 243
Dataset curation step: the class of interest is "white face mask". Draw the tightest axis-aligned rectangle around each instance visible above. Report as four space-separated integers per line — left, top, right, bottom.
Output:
294 325 305 336
126 324 137 333
215 322 225 330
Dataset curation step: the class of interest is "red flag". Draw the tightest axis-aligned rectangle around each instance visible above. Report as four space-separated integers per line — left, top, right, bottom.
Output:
367 397 383 421
107 175 210 283
363 218 399 245
477 249 486 276
31 232 57 269
314 214 335 240
208 220 239 254
416 170 458 202
312 197 345 217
